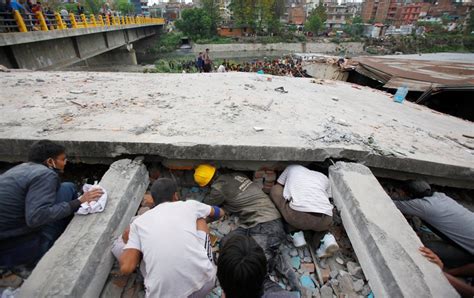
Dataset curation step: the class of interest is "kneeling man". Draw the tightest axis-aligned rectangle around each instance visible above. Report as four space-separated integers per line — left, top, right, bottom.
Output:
120 178 225 297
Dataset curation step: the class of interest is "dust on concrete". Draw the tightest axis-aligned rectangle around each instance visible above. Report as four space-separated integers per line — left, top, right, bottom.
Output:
0 71 473 172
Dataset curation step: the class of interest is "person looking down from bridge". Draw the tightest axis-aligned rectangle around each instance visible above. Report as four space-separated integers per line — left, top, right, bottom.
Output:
0 140 103 269
270 165 338 258
119 178 225 297
194 164 301 291
394 180 474 269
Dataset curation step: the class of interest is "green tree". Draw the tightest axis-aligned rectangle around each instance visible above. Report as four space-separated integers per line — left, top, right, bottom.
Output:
305 14 323 35
115 0 134 15
313 0 327 23
175 8 213 39
352 16 363 24
201 0 220 34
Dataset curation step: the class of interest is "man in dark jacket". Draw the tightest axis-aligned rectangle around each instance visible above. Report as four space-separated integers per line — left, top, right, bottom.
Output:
0 140 103 269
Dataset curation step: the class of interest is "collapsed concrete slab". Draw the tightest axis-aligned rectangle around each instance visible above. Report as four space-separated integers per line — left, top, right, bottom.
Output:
18 158 149 298
329 162 459 298
0 71 473 188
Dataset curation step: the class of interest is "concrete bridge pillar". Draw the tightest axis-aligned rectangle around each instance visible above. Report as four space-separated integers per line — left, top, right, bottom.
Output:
85 43 137 66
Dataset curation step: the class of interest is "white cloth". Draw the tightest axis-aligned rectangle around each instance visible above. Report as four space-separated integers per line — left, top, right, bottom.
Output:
76 184 107 215
217 65 226 72
125 200 216 298
277 165 333 216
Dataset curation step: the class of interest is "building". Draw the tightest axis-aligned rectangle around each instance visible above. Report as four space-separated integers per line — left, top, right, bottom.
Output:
141 0 149 15
361 0 391 23
399 2 431 25
288 4 306 24
217 25 254 37
326 4 354 29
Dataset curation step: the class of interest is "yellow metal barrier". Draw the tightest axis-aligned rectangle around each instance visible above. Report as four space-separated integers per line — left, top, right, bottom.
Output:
99 15 105 26
55 12 65 30
80 14 88 28
13 10 27 32
8 11 164 32
36 11 48 31
69 13 78 28
90 14 97 27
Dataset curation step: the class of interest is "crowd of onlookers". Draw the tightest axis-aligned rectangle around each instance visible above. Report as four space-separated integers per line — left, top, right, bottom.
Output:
191 49 311 77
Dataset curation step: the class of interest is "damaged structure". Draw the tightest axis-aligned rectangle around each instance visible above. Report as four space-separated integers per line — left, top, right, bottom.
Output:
0 70 472 297
351 53 474 121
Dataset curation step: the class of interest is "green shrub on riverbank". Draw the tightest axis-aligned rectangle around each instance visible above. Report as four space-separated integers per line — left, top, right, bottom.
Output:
151 32 184 54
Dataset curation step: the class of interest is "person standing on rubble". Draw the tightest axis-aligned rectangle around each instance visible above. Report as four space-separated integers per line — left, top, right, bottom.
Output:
394 180 474 269
193 164 300 291
270 165 338 258
0 140 103 269
119 178 225 297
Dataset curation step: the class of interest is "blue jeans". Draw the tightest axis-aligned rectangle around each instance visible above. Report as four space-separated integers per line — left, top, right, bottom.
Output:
39 182 78 256
0 182 77 269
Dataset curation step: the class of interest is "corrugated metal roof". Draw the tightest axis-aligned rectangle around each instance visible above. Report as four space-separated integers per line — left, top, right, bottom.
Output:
354 54 474 91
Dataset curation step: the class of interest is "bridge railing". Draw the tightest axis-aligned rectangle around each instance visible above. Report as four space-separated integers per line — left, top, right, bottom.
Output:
0 11 164 33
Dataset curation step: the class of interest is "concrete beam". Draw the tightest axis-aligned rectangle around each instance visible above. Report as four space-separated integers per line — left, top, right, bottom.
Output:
18 158 149 298
328 162 459 298
0 25 162 47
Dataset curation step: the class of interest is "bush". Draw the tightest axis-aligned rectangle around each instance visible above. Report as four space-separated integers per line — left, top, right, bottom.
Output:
152 32 183 54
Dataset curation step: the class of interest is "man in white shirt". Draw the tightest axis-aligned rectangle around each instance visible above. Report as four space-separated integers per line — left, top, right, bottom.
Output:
270 165 336 256
119 178 225 297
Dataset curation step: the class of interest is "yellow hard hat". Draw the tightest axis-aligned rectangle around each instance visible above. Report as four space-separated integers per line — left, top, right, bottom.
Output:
194 164 216 187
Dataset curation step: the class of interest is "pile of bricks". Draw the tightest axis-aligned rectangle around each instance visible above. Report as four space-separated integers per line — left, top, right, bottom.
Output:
253 169 277 193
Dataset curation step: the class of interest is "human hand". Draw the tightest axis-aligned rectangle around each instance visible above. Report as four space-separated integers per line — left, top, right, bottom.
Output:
79 188 104 203
419 246 443 269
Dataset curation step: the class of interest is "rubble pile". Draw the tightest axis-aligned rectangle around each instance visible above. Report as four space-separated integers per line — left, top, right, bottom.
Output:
102 183 373 298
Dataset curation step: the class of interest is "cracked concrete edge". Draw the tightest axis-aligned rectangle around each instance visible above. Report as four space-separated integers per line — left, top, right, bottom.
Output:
0 138 472 189
328 162 459 298
18 158 149 298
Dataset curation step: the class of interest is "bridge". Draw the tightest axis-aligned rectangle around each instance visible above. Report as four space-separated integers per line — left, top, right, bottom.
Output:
0 11 165 70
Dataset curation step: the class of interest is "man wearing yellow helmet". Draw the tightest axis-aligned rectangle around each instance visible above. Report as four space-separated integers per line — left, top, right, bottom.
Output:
194 164 300 291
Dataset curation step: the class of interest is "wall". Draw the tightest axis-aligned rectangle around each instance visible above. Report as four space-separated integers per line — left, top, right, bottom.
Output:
192 42 365 56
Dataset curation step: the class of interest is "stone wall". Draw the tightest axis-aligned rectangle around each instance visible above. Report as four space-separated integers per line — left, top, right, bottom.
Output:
192 42 364 55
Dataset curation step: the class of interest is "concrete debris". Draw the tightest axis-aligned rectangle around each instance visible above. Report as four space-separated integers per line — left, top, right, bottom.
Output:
346 261 364 279
353 279 365 293
69 90 85 94
253 126 265 132
320 285 333 298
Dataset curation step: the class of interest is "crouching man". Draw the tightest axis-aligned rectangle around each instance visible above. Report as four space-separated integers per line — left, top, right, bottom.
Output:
270 165 338 258
119 178 225 297
0 140 103 269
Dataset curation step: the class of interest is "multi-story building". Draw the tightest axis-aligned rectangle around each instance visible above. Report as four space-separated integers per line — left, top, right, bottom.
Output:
326 4 353 28
361 0 390 23
399 2 431 24
140 0 149 16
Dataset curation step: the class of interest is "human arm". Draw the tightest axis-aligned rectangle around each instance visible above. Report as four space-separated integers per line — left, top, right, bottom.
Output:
120 249 142 275
208 205 225 222
25 172 78 228
443 272 474 298
120 223 142 275
393 198 429 219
